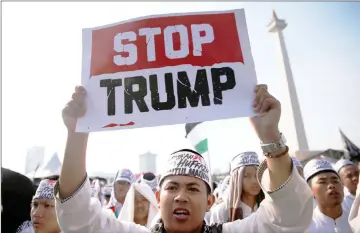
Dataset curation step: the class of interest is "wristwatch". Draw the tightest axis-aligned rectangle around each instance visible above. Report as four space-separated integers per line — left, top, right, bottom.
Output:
260 133 287 154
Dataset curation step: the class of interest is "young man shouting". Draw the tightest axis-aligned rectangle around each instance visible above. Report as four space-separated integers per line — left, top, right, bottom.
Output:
54 84 313 233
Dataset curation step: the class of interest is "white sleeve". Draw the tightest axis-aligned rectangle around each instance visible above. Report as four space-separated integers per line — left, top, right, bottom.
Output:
223 160 313 233
54 175 150 233
209 202 228 224
349 186 360 233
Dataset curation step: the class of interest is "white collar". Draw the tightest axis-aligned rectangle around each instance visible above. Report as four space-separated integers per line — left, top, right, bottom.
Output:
314 206 347 222
344 187 355 199
239 201 258 214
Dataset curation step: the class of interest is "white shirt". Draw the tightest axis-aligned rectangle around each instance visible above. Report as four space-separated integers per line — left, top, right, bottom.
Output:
313 198 317 209
239 201 258 218
54 164 313 233
307 206 352 233
349 186 360 233
209 201 258 224
342 187 355 213
204 212 211 225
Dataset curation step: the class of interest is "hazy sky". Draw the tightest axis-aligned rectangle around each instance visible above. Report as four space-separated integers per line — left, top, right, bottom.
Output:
2 2 360 174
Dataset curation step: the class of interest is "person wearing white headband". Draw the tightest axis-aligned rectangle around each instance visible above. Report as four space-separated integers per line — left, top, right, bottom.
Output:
54 84 313 233
118 182 159 228
17 176 62 233
140 172 158 193
334 159 359 212
106 168 136 217
210 152 264 224
292 157 304 178
304 158 352 233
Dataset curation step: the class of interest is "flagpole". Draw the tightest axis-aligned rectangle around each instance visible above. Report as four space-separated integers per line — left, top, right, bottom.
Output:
207 148 214 192
185 122 214 192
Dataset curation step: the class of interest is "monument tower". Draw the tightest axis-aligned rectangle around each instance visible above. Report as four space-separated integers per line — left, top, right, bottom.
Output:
267 10 309 152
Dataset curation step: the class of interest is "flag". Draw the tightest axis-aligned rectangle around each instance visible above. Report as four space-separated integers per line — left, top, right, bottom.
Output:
339 129 360 162
185 122 208 154
185 122 212 190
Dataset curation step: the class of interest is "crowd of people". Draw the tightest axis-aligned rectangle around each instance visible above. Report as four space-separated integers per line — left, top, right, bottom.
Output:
2 84 360 233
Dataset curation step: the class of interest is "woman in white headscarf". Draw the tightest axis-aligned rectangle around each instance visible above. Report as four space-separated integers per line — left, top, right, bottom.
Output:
105 168 136 217
210 152 264 224
118 183 159 228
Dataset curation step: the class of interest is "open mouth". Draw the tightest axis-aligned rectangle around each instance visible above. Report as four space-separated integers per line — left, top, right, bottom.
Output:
329 191 339 197
173 208 190 220
33 222 42 228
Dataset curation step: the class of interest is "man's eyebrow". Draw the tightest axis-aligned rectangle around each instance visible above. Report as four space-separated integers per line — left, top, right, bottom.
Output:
165 181 200 187
346 170 359 175
317 177 327 181
186 182 200 187
166 181 179 186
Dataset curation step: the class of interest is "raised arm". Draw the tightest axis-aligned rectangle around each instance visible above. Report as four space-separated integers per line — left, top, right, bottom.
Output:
349 174 360 233
59 85 88 197
54 86 149 233
250 84 292 189
223 84 313 233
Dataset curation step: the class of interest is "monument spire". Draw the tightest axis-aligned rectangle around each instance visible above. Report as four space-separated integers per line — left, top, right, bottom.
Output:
267 10 309 151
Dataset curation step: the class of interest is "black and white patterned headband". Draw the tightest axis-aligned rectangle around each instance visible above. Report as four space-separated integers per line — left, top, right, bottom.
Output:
33 179 56 200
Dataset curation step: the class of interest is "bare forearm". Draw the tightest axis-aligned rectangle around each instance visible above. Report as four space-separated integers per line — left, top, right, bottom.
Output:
266 152 292 191
262 129 292 191
59 131 89 199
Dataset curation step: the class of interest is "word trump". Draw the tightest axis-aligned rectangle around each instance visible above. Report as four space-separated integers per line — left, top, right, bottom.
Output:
113 24 215 66
100 67 236 115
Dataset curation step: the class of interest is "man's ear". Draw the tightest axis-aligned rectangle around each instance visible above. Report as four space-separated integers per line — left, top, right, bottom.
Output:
155 190 160 208
206 194 215 212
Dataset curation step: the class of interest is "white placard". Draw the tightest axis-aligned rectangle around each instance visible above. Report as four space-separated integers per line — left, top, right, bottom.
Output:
76 9 257 132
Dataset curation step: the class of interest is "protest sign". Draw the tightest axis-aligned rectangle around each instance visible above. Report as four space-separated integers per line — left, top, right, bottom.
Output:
76 9 258 132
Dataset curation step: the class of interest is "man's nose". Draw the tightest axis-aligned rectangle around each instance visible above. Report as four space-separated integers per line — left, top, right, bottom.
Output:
33 206 44 217
352 175 359 183
174 188 189 203
328 182 336 190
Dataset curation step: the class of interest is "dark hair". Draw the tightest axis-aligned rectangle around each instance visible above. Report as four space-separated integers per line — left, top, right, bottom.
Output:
212 182 218 191
205 183 211 195
229 190 265 222
42 175 60 181
143 172 156 181
1 168 37 233
171 149 204 159
256 190 265 205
